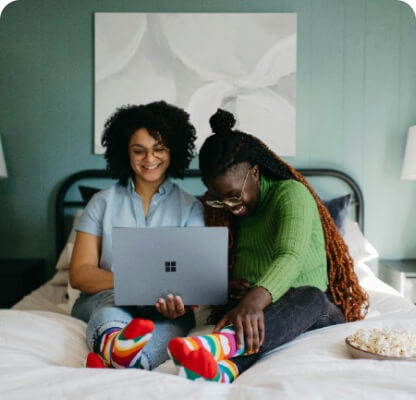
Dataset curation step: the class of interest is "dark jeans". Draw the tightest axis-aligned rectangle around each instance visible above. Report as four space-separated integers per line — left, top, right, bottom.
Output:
221 286 345 374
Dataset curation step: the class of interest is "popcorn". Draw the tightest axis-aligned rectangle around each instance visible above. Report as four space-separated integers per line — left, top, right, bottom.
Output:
347 328 416 358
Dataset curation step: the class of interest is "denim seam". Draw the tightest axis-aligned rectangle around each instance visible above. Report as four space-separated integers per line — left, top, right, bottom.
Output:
310 313 329 328
317 313 342 325
140 350 152 370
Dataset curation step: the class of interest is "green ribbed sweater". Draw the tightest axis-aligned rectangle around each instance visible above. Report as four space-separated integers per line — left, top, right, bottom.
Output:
233 176 328 302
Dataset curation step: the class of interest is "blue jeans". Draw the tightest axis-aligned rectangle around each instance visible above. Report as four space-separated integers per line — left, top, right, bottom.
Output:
215 286 345 374
71 289 195 370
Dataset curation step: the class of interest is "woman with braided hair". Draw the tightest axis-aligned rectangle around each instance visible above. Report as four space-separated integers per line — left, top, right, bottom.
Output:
168 108 368 383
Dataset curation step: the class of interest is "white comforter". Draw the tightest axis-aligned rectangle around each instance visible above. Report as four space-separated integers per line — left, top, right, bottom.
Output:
1 262 416 399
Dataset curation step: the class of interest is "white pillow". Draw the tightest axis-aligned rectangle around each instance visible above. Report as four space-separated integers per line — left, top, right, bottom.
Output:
56 210 83 270
51 210 84 310
49 269 69 286
50 210 83 286
343 217 379 263
67 282 81 313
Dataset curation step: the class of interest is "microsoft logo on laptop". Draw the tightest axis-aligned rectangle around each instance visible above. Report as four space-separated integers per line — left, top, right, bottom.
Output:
165 261 176 272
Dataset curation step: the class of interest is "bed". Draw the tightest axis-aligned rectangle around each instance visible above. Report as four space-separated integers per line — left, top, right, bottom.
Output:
1 168 416 399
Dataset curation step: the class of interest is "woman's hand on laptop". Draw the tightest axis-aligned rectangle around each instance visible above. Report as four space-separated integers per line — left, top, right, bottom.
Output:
155 295 198 319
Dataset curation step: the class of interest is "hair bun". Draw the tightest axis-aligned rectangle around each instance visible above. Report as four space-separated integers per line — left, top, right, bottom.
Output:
209 109 236 135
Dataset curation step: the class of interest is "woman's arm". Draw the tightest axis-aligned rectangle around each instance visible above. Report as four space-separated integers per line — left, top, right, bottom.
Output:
255 181 317 302
69 231 114 294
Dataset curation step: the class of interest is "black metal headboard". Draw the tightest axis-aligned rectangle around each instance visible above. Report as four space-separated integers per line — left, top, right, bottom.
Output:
55 168 364 257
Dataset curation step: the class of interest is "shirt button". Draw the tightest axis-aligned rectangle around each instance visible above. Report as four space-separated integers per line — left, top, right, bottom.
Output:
153 201 158 205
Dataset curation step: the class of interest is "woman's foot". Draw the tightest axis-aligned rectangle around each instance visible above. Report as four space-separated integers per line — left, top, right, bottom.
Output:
85 352 107 368
98 318 154 368
167 325 244 362
168 337 239 383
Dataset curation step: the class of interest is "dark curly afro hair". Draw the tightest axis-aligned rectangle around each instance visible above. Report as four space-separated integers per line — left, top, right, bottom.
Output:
101 101 197 186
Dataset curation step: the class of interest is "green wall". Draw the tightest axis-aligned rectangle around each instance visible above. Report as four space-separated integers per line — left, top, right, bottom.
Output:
0 0 415 278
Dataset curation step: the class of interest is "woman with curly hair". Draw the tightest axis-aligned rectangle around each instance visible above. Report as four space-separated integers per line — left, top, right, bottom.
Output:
70 101 204 370
168 109 368 383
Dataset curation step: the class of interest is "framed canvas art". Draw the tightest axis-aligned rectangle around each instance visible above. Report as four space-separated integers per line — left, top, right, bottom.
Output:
94 13 297 155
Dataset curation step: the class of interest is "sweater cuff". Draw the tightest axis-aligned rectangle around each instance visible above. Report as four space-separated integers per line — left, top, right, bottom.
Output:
255 277 286 303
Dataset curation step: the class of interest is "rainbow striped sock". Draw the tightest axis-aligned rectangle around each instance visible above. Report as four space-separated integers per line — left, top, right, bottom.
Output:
168 326 243 383
98 318 154 369
169 326 244 362
218 359 240 383
168 344 240 383
85 352 107 368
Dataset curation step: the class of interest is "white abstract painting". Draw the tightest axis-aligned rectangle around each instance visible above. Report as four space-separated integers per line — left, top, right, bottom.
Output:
94 13 297 155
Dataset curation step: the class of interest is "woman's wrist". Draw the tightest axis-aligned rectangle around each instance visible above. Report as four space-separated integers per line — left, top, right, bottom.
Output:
242 286 272 310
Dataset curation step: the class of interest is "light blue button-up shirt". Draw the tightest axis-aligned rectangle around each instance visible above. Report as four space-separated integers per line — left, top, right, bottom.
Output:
76 178 205 271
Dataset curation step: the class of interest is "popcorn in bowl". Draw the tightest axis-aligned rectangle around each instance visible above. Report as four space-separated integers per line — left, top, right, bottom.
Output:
346 328 416 358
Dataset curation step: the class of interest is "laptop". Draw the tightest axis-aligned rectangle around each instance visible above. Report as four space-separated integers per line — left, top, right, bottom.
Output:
112 227 229 306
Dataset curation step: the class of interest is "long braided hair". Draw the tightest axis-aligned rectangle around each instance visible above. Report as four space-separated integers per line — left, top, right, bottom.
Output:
199 109 368 322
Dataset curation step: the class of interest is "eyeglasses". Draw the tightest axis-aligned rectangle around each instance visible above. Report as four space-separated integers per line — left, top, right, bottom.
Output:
129 145 170 160
206 167 252 209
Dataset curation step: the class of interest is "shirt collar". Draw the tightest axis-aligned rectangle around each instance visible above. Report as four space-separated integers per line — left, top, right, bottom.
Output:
127 177 174 198
157 179 173 196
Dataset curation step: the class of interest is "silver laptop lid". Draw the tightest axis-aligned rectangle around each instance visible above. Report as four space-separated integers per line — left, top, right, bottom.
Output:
112 227 228 306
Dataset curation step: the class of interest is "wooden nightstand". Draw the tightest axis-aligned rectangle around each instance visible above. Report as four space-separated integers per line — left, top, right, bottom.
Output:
0 259 45 308
378 259 416 303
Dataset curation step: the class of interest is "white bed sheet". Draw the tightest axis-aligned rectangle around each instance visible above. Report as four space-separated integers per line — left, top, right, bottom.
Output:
1 261 416 399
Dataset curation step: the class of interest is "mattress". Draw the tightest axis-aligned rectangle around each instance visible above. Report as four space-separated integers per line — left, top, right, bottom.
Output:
1 261 415 399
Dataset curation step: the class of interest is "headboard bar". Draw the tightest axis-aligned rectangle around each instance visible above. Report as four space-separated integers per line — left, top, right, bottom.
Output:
55 169 111 256
55 168 364 258
298 168 364 232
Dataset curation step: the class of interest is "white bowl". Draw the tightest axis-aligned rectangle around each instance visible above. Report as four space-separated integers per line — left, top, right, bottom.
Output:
345 338 416 361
